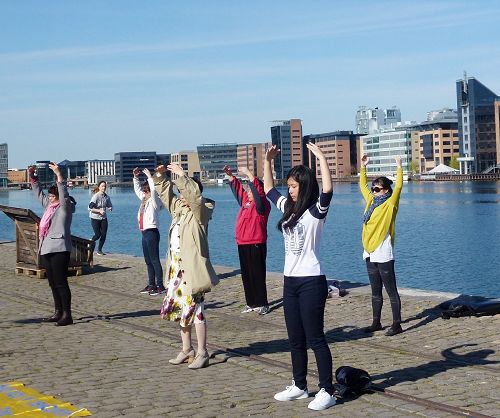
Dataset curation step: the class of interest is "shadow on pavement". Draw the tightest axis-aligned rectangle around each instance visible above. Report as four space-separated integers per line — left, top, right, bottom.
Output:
89 265 132 273
371 343 499 389
77 309 159 322
217 269 241 280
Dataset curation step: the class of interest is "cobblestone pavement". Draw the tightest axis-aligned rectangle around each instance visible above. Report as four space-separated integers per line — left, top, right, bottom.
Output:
1 242 499 417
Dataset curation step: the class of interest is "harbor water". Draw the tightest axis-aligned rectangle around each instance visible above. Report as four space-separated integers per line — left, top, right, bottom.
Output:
1 181 499 297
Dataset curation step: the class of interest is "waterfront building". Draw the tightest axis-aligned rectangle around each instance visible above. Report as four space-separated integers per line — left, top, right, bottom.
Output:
0 143 7 188
270 119 303 180
355 106 401 135
361 124 412 176
197 143 237 181
114 152 157 183
495 100 500 167
304 131 362 177
170 150 201 180
32 161 55 187
456 74 500 173
59 160 86 179
236 143 268 178
410 110 459 173
86 160 115 185
7 169 28 185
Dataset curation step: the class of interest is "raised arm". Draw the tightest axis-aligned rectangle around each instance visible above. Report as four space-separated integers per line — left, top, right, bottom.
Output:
359 154 371 202
29 166 49 208
264 145 279 194
132 167 144 200
224 165 244 206
143 168 162 210
306 142 332 193
153 164 180 214
390 155 404 203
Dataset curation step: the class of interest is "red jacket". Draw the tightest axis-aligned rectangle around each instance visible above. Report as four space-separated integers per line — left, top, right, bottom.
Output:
230 177 271 245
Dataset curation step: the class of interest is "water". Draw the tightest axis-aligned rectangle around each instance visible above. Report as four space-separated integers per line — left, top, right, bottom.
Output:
1 182 499 297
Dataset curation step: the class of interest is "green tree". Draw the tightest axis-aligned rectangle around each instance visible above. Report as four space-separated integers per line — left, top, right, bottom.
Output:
450 154 459 170
410 160 420 174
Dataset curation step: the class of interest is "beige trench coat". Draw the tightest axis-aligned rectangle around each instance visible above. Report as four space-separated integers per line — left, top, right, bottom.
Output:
153 173 219 295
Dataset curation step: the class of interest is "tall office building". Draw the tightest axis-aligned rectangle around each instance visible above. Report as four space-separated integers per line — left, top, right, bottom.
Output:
86 160 115 185
355 107 401 135
456 74 500 173
114 152 157 183
361 124 412 175
170 151 201 179
410 112 459 173
303 131 362 177
270 119 302 180
197 143 237 180
59 160 87 179
236 143 268 179
0 143 7 188
495 100 500 167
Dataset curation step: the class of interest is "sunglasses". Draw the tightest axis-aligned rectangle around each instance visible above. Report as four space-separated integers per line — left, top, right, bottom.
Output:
371 186 384 193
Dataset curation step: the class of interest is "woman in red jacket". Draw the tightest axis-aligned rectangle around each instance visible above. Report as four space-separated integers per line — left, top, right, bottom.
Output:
224 165 271 315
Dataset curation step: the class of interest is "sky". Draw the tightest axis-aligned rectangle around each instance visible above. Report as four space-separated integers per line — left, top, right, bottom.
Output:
1 0 500 168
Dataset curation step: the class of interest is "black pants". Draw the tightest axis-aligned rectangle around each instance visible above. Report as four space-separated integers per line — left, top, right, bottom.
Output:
238 243 268 307
283 275 333 394
142 228 163 287
91 218 108 252
41 251 71 313
365 258 401 325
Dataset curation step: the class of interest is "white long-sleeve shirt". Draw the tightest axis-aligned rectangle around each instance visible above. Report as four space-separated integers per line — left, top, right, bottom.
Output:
133 177 163 230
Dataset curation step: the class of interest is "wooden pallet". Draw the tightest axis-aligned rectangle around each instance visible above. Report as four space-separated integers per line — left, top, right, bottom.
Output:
15 265 84 279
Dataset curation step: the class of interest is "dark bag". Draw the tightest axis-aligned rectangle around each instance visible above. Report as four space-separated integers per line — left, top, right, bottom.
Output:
334 366 372 397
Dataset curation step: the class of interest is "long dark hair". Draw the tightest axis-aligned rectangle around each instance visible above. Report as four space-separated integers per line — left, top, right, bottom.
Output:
93 181 107 194
278 165 319 232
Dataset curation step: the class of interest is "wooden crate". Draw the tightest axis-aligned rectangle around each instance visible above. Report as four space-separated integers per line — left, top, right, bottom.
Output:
0 204 94 277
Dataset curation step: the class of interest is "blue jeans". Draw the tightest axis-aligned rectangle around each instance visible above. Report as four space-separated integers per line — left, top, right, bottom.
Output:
142 228 163 287
283 275 333 394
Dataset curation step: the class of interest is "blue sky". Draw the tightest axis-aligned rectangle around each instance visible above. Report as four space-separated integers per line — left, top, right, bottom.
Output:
1 0 500 167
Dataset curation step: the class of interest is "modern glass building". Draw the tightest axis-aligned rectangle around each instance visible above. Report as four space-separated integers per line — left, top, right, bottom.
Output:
456 75 500 173
361 125 412 175
270 119 302 180
197 143 237 180
0 143 7 188
114 152 158 183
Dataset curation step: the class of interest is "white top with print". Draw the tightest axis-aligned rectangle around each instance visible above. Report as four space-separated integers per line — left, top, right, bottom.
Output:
267 188 332 277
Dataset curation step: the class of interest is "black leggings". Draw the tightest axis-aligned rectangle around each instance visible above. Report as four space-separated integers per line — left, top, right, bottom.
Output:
91 218 108 252
365 258 401 325
42 251 71 313
238 243 268 307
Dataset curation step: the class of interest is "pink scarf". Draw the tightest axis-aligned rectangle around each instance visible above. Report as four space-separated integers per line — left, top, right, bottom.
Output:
39 202 60 239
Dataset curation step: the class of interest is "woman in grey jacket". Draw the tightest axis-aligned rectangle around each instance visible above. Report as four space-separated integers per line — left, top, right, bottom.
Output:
29 162 75 326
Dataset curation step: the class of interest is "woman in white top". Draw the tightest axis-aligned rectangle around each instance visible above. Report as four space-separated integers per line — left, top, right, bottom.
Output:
133 167 164 296
264 142 336 412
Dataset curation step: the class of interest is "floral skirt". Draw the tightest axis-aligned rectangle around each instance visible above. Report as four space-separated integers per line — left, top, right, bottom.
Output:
160 250 205 327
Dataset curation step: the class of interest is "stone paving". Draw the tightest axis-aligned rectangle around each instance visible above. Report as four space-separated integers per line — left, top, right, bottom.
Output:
1 242 499 417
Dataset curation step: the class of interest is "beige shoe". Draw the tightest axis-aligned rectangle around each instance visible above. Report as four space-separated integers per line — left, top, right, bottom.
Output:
169 348 195 365
187 351 209 369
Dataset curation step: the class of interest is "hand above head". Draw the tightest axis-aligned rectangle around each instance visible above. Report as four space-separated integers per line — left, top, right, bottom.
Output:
167 163 184 177
133 167 141 178
142 168 152 179
265 145 280 162
48 162 61 176
223 165 234 177
306 142 325 159
155 164 167 175
394 155 402 168
28 166 37 180
361 154 369 167
238 166 251 178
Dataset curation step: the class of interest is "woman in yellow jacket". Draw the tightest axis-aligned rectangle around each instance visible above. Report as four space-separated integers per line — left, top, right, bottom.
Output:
359 154 403 336
154 163 219 369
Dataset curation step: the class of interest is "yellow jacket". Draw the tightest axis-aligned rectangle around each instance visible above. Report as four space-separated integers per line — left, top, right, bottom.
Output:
359 167 403 253
154 173 219 294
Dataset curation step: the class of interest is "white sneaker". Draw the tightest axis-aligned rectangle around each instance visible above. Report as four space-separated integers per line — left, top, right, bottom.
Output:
274 381 309 401
241 305 255 313
307 388 336 410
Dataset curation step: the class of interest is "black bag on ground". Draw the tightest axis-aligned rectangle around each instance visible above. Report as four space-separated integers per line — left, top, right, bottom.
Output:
334 366 372 397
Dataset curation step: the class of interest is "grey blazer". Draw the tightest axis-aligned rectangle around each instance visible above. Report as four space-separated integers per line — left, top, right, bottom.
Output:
32 181 75 255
